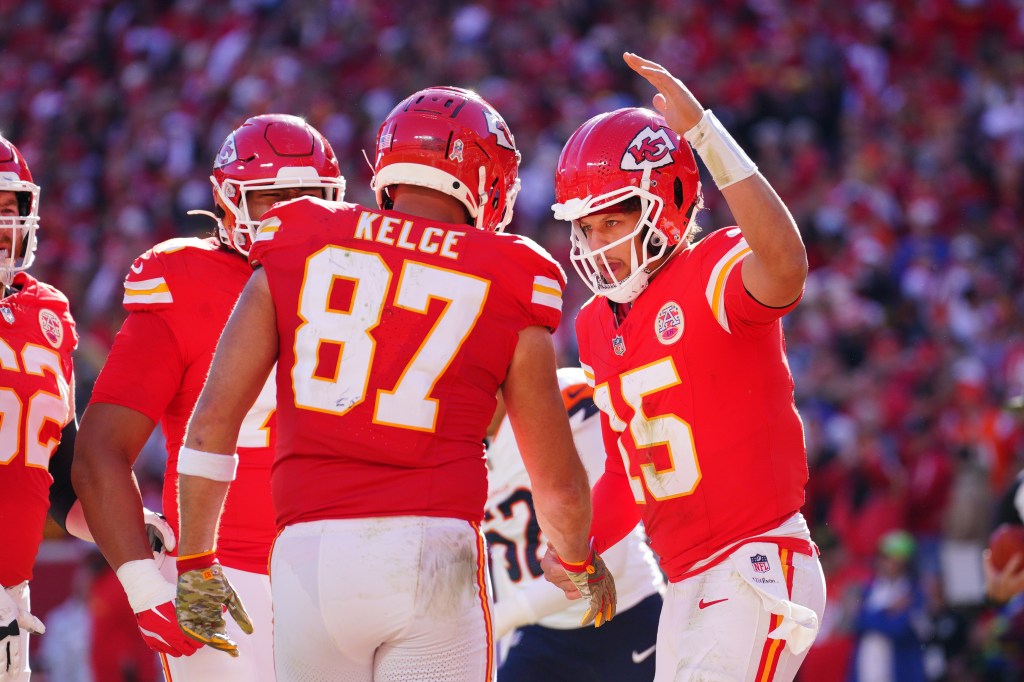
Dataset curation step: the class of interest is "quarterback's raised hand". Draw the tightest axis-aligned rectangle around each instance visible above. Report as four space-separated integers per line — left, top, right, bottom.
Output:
1 584 45 680
556 542 618 628
176 550 253 657
623 52 705 135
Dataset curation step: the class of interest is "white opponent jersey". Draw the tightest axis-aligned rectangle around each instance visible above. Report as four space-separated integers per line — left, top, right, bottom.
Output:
484 367 663 632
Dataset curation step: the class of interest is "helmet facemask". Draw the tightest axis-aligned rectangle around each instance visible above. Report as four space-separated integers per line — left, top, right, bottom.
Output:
209 168 345 256
194 114 346 258
0 184 40 289
557 169 690 304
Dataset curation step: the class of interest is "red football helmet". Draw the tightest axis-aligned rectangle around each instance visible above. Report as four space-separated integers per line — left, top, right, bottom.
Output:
371 86 521 232
552 108 702 303
203 114 345 256
0 135 41 285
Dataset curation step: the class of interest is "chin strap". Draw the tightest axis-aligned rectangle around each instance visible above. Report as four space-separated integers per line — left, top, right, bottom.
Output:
188 209 233 249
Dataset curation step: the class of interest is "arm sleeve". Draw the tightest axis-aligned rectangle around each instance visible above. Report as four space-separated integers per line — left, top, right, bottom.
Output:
514 236 567 333
87 311 186 423
726 258 801 324
47 417 78 531
701 229 801 333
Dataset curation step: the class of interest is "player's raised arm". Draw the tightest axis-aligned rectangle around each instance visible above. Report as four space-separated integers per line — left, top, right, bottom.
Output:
625 52 807 307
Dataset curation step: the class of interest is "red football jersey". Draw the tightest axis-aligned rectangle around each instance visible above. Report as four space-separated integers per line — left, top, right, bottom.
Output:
249 198 566 529
0 271 77 586
579 228 808 581
88 237 277 573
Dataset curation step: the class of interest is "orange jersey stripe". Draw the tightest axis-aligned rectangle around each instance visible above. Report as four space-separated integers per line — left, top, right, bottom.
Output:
159 652 173 681
470 521 495 680
755 548 795 682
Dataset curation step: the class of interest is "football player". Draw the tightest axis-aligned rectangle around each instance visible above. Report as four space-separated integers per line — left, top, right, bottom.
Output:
72 114 345 681
172 87 613 681
0 135 79 681
543 53 827 682
485 366 663 680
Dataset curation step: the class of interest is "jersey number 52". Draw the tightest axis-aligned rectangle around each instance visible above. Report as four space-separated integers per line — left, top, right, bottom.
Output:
0 340 69 468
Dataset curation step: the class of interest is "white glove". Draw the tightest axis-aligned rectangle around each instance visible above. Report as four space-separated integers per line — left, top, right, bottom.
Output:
1 584 45 679
143 508 177 556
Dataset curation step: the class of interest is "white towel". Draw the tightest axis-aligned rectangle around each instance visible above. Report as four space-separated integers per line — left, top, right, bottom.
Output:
731 541 820 655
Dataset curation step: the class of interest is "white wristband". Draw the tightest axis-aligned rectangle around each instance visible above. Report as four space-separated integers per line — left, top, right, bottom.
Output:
683 109 758 189
177 446 238 482
116 558 175 613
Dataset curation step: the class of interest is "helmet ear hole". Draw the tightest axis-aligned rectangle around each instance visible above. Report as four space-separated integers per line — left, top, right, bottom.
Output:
673 177 684 210
15 192 32 217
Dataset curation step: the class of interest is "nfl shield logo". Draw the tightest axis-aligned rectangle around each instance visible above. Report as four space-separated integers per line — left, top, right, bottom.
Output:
751 554 770 573
612 335 626 356
0 306 13 325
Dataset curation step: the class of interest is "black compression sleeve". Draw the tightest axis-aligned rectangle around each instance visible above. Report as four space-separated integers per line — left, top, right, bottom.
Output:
47 418 79 531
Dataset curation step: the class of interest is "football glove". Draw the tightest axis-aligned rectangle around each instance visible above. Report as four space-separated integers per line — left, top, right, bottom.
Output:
1 584 45 679
143 508 176 556
176 551 253 657
116 558 201 657
558 543 617 628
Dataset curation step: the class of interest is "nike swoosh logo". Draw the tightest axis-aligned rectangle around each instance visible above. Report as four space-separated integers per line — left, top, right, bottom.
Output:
631 644 656 664
130 262 144 274
564 384 587 400
698 598 729 609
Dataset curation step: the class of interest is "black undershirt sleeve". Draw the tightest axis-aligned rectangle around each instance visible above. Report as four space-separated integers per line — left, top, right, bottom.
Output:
47 418 79 531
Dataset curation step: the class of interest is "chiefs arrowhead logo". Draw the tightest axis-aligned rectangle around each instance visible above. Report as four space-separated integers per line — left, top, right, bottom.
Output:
483 109 515 150
214 133 238 169
621 126 677 171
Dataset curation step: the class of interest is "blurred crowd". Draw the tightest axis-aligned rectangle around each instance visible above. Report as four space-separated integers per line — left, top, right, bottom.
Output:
4 0 1024 679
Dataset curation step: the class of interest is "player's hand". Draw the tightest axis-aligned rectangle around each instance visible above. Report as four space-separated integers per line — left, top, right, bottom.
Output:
541 543 582 600
135 600 203 657
116 557 202 657
557 542 618 627
143 508 176 556
623 52 705 135
983 549 1024 604
176 551 253 657
0 585 45 678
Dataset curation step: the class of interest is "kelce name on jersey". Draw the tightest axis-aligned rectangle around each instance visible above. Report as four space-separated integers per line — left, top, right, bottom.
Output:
354 210 465 260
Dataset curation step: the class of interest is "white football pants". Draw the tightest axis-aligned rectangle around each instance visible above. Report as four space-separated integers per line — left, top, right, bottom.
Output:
270 516 494 682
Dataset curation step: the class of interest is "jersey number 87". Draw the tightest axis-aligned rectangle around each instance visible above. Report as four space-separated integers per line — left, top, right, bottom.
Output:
292 246 487 433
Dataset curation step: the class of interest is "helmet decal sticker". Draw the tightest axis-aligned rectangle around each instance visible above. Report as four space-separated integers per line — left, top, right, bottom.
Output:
215 133 238 169
449 138 465 163
621 126 677 171
483 109 515 150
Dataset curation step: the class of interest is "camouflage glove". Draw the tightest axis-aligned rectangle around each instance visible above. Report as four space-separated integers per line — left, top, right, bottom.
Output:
176 550 253 657
558 542 617 627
